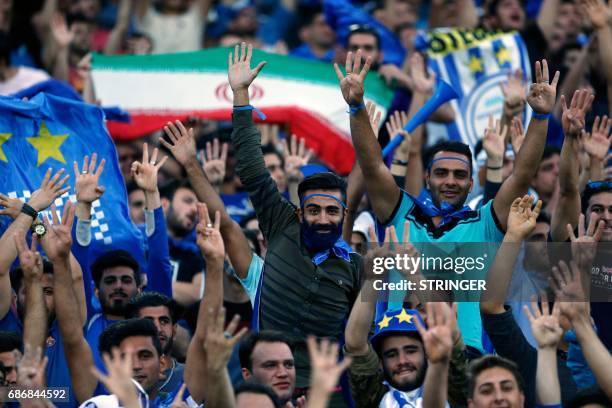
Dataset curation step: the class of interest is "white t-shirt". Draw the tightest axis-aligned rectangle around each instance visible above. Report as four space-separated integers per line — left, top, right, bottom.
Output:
136 4 205 54
0 66 49 95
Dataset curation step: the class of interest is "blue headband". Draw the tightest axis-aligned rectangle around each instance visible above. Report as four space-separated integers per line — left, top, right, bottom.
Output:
428 156 471 170
300 193 347 209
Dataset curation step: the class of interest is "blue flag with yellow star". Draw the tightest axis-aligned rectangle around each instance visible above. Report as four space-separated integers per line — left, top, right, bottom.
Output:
414 28 532 151
0 92 145 266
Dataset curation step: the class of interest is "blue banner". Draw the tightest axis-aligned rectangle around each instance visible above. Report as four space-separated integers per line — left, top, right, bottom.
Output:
0 93 144 266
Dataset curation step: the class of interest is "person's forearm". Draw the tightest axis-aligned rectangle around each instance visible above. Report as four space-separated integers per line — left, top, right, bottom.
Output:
597 25 612 84
536 0 560 42
69 254 87 326
555 47 589 119
455 0 478 28
288 180 300 207
205 367 236 408
403 91 425 196
51 47 70 82
23 278 48 351
144 189 161 211
551 137 580 241
344 286 377 355
572 314 612 399
589 157 605 182
0 214 32 274
342 164 366 242
536 347 561 405
486 157 504 184
422 360 449 408
480 233 522 314
144 207 172 296
76 201 92 221
103 0 131 54
512 117 549 184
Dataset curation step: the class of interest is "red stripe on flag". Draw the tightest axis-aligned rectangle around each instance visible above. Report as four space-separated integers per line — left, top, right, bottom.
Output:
107 107 355 174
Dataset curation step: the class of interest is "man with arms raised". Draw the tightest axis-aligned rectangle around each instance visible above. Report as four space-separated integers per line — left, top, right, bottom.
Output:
226 43 362 403
335 49 559 353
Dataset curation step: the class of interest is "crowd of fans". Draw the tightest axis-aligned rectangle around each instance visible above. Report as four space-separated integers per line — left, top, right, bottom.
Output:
0 0 611 407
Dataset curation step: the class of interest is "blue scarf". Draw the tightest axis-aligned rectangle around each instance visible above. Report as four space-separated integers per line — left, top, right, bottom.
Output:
412 190 473 227
310 238 354 266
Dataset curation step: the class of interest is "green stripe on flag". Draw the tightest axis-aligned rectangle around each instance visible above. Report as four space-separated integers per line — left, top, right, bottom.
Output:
92 47 393 107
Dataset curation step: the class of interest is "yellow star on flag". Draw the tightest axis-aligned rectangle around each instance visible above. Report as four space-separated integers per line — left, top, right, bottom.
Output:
377 315 393 330
27 122 69 167
496 47 511 65
0 133 11 163
468 56 483 74
395 309 414 324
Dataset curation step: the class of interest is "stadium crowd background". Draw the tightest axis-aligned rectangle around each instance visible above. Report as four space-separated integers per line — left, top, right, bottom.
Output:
0 0 611 407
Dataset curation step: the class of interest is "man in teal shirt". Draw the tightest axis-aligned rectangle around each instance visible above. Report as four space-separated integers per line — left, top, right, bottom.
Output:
335 50 559 353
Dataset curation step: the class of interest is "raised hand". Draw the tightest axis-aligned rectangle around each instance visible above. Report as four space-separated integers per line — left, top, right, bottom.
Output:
161 120 197 166
169 384 189 408
482 116 508 163
40 201 75 262
408 52 436 95
509 116 525 155
566 212 604 269
307 336 352 394
28 168 70 212
259 124 281 147
582 116 611 161
17 344 48 389
0 193 23 220
50 12 73 49
415 302 455 363
561 89 594 138
200 139 228 186
74 154 106 204
195 202 224 261
204 307 248 372
228 42 266 92
366 101 382 137
524 294 563 349
550 260 589 321
282 135 312 183
581 0 612 30
91 347 140 408
131 143 168 193
385 110 412 158
506 195 542 240
501 69 527 115
334 50 373 106
14 232 42 283
526 60 560 114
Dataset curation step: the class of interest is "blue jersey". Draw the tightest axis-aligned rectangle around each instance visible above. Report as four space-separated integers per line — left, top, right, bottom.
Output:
385 192 505 352
86 313 121 370
0 309 78 406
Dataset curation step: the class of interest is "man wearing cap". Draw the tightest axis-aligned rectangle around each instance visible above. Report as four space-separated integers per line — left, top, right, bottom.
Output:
227 43 362 404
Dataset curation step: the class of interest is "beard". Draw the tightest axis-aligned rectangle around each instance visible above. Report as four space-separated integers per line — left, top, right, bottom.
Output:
167 209 193 238
383 361 427 392
100 292 130 316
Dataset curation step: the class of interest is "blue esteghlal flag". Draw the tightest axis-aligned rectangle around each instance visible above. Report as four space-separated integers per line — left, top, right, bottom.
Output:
415 28 532 150
0 92 144 266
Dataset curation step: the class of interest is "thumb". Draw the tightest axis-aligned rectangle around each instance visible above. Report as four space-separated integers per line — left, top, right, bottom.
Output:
253 61 267 76
95 186 106 195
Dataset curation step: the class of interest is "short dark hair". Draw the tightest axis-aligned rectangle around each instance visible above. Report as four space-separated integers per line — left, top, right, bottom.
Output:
125 292 180 324
581 181 612 214
540 145 561 162
159 179 194 201
11 259 54 293
297 172 347 204
486 0 525 17
234 382 282 408
565 386 612 408
91 250 141 288
347 24 381 50
261 144 284 167
98 318 162 356
0 331 23 353
238 331 294 371
467 355 524 398
126 180 143 196
425 140 473 175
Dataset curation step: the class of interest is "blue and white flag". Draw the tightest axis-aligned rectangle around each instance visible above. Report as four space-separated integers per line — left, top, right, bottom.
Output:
0 93 144 266
415 28 532 150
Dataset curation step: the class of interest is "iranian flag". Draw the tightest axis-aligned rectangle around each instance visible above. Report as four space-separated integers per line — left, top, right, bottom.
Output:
91 48 393 174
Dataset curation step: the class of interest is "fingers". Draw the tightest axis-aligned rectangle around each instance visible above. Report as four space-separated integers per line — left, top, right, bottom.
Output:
253 61 267 77
367 225 377 245
156 155 168 169
578 213 585 237
94 158 106 178
62 200 75 228
593 219 605 242
142 142 149 164
586 211 598 237
173 383 187 404
532 199 542 218
534 60 542 83
14 231 26 254
333 63 344 81
345 51 352 75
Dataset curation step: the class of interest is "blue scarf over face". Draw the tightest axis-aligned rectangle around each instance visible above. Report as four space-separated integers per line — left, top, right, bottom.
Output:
300 193 354 265
413 189 473 227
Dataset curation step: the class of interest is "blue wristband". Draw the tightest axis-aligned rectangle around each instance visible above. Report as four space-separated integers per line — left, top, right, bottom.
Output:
233 105 267 120
532 112 551 120
347 103 366 115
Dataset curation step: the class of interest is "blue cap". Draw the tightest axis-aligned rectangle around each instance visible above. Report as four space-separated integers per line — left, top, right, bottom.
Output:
300 164 330 178
370 308 425 353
